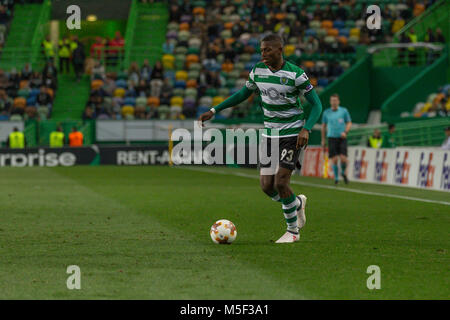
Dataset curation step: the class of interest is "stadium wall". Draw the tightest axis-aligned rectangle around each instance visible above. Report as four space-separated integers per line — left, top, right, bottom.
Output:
381 50 449 122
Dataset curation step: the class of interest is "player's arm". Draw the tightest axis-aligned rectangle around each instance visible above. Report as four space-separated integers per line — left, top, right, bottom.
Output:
297 88 322 149
198 84 254 126
341 109 352 139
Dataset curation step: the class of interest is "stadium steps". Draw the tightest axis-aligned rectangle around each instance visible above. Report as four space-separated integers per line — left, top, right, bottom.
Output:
126 1 169 67
0 3 43 70
51 75 91 120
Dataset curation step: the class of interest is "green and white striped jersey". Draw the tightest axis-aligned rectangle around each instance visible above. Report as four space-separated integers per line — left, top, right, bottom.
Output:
246 61 313 138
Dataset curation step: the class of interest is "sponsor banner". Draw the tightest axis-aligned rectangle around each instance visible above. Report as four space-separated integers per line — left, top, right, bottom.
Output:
347 147 450 191
300 147 334 179
100 145 171 165
100 144 259 168
0 146 99 167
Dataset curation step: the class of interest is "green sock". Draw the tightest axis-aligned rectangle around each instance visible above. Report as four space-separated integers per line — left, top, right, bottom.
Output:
267 190 281 202
281 194 299 233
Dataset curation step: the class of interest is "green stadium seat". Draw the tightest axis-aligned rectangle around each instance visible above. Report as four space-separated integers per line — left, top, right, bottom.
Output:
188 62 201 71
188 70 200 80
218 88 230 97
173 88 185 97
175 46 188 55
158 105 170 120
167 22 179 31
205 88 217 97
185 88 198 98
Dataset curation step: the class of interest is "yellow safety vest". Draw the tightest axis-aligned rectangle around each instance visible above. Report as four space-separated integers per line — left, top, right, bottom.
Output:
42 40 54 57
369 136 383 148
59 39 71 58
50 131 64 147
407 33 417 51
9 132 25 148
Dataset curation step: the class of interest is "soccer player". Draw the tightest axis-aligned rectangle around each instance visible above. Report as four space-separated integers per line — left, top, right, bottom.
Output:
321 94 352 185
198 34 322 243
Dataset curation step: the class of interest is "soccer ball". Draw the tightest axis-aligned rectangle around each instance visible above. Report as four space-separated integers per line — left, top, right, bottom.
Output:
210 219 237 244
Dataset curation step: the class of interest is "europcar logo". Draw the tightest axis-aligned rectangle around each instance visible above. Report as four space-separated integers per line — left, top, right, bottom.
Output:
417 152 435 187
353 149 367 180
394 151 410 184
374 150 388 182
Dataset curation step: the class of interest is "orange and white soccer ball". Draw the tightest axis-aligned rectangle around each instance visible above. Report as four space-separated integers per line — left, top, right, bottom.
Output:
210 219 237 244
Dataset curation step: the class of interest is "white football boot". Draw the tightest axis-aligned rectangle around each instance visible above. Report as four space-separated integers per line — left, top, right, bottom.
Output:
296 194 307 229
275 231 300 243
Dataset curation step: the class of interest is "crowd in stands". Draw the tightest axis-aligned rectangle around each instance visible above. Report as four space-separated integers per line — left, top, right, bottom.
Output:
408 84 450 119
0 60 57 121
81 0 441 121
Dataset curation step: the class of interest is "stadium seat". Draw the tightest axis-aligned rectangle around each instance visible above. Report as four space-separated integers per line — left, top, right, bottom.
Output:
185 87 197 98
186 79 197 88
175 46 188 55
174 80 186 89
121 105 134 117
167 22 179 31
199 96 212 107
115 79 127 88
179 22 190 31
170 96 183 106
124 97 136 106
91 79 104 90
173 87 185 97
114 88 126 98
37 106 48 120
9 114 23 121
158 105 170 119
193 7 206 15
175 70 188 81
13 97 26 108
212 96 225 106
162 54 175 70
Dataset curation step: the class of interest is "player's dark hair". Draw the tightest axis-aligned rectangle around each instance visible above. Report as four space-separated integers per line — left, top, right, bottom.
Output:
388 124 395 130
261 33 284 46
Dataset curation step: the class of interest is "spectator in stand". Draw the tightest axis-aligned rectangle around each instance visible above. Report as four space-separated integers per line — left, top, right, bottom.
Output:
72 37 85 82
150 60 164 97
90 36 105 60
162 38 174 55
0 5 10 26
135 79 150 97
169 3 181 22
140 59 152 82
367 129 383 148
42 59 57 89
29 71 42 88
36 85 52 107
0 89 12 115
21 63 32 80
435 28 446 44
108 31 125 66
91 60 105 81
128 62 140 85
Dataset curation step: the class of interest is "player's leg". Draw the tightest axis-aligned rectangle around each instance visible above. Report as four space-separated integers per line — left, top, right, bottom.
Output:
339 138 349 184
328 138 340 184
274 137 304 243
260 174 279 202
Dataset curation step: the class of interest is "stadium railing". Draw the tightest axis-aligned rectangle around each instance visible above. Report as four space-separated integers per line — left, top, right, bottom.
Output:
346 118 450 147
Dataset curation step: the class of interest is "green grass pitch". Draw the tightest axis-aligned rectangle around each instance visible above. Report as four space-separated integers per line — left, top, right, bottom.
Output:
1 166 448 299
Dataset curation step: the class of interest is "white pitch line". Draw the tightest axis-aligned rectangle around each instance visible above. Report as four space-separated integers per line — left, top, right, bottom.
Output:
180 166 450 207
